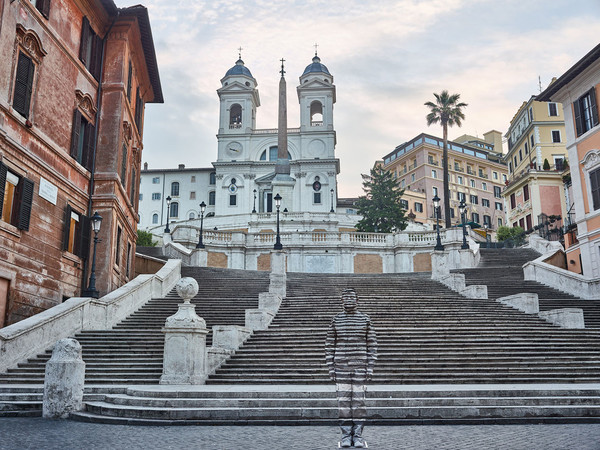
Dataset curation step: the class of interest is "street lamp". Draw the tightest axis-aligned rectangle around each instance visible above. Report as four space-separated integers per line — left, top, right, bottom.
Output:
252 189 257 213
164 195 172 233
433 194 444 251
274 193 283 250
330 188 335 213
83 211 102 298
196 201 206 248
459 199 469 249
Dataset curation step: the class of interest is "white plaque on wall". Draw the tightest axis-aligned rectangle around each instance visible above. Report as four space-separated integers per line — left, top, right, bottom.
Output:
39 177 58 205
305 255 336 273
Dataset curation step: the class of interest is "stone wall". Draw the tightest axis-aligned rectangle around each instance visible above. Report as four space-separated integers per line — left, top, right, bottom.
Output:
354 254 382 273
257 253 271 271
208 251 228 268
413 253 432 272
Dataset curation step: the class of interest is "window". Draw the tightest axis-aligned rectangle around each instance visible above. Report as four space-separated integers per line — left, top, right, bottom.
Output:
574 87 599 136
552 130 561 143
13 52 35 119
0 164 34 230
115 226 121 266
428 155 435 164
400 199 409 209
432 186 438 197
526 214 532 230
79 17 102 80
482 182 487 191
126 242 132 278
191 176 196 183
479 168 484 177
548 102 558 117
528 107 533 122
171 182 179 197
152 213 158 224
209 191 215 206
431 169 437 178
152 193 161 201
190 191 196 200
130 168 136 202
482 198 490 208
310 100 323 126
530 135 535 148
229 195 237 206
414 202 423 213
524 142 529 155
470 195 478 205
510 193 516 209
470 179 475 188
523 184 530 201
230 104 242 127
495 202 503 211
472 212 480 223
457 176 463 185
313 192 321 204
209 172 216 184
61 205 90 259
509 162 513 173
591 167 600 211
69 109 95 170
411 173 415 182
514 156 518 167
189 212 195 219
519 149 523 162
457 192 466 202
449 208 454 218
120 143 128 186
152 177 160 184
494 186 502 198
502 174 507 182
498 217 503 227
31 0 51 18
493 172 498 180
126 60 132 102
134 87 144 134
139 193 143 201
170 202 179 217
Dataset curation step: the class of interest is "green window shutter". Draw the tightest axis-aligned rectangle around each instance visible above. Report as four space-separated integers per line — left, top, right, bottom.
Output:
79 16 90 65
121 143 127 185
17 178 34 231
589 87 599 128
13 52 35 119
90 34 103 81
77 214 91 259
83 122 95 171
573 99 583 137
70 109 82 160
127 60 132 102
36 0 51 19
62 204 73 251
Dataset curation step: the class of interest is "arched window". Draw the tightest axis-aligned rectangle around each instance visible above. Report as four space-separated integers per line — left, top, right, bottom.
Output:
259 146 291 161
209 190 216 205
171 182 179 197
170 202 179 218
230 104 242 128
189 212 195 219
209 172 216 184
152 213 158 224
310 101 323 126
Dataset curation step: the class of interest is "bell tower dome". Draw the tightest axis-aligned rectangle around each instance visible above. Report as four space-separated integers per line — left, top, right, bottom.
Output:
297 53 335 132
217 57 260 135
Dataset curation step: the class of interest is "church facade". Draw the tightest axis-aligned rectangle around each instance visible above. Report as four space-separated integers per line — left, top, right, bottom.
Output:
139 53 341 230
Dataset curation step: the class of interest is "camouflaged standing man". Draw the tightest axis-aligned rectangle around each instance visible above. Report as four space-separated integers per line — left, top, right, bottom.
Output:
325 288 377 448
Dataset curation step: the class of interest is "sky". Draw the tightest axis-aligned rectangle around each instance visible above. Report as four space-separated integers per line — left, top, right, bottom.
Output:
114 0 600 197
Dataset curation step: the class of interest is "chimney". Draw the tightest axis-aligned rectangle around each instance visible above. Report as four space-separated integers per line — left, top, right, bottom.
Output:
178 164 185 170
143 162 148 170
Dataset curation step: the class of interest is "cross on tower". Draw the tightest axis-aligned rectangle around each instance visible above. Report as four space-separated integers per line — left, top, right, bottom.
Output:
238 46 243 59
280 58 286 77
314 43 319 56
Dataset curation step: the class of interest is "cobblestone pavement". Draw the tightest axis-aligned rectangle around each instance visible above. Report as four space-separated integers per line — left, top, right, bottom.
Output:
1 418 600 450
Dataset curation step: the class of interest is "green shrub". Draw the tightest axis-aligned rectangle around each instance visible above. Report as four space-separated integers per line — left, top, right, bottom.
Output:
137 230 157 247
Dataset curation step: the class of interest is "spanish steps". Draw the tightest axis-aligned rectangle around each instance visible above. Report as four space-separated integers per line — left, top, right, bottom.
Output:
2 248 600 423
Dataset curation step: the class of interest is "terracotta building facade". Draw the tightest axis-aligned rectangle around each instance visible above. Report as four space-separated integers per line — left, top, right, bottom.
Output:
538 43 600 277
0 0 162 327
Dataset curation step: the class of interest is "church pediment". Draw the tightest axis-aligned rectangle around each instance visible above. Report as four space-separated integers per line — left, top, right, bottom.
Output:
218 81 254 93
297 79 333 90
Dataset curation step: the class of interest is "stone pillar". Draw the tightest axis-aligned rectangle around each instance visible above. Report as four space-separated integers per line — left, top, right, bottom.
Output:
269 250 287 297
42 338 85 419
191 248 207 267
160 277 209 385
431 251 450 280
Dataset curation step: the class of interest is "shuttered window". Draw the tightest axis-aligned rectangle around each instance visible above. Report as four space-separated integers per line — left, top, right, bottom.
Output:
0 163 34 231
13 52 35 119
62 204 90 259
120 143 127 185
134 87 144 134
574 87 599 137
34 0 51 18
127 60 133 102
70 109 95 170
79 16 103 81
591 168 600 211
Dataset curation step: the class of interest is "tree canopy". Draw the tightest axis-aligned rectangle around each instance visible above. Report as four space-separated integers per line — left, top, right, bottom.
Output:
355 166 408 233
137 230 157 247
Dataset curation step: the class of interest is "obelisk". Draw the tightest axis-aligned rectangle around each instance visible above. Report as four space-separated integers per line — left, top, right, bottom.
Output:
272 58 295 211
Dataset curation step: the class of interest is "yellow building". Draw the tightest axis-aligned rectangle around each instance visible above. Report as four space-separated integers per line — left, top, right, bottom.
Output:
503 97 569 231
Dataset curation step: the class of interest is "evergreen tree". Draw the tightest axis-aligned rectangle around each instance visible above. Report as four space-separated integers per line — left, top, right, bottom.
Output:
355 166 408 233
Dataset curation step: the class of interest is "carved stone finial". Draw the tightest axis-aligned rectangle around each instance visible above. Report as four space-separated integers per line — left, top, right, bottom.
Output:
175 277 199 303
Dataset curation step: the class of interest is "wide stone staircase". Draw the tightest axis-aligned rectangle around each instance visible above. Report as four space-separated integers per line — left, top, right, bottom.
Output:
0 267 269 416
453 248 600 327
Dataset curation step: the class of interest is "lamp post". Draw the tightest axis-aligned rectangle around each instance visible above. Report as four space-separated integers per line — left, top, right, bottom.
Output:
484 223 489 245
252 189 257 213
459 199 469 249
164 195 172 233
274 193 282 250
330 188 335 213
196 201 206 249
433 194 444 251
83 211 102 298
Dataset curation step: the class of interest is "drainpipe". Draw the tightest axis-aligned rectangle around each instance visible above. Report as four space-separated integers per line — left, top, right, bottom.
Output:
81 12 119 295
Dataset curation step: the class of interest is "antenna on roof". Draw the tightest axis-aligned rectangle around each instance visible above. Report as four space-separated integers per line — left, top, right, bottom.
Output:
538 76 542 93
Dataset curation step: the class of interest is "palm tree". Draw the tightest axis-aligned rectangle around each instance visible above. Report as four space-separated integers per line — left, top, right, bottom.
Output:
425 91 467 228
